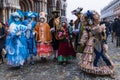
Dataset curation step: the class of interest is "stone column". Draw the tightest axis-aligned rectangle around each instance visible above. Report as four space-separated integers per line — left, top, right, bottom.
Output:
8 8 11 19
34 2 36 12
5 8 7 23
2 8 6 23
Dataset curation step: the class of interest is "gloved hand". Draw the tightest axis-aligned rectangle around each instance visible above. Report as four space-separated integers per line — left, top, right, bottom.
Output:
103 44 108 53
78 42 84 46
16 31 22 36
44 41 49 44
50 27 55 32
73 30 79 35
33 32 36 35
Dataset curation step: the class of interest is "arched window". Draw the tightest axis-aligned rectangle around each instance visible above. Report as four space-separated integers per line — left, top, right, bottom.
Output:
63 4 66 9
56 0 61 10
47 0 52 6
20 0 34 11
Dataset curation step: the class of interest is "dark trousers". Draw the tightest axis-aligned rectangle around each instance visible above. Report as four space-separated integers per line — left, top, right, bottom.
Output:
27 39 33 54
116 37 120 47
93 48 111 67
74 35 78 51
0 48 3 62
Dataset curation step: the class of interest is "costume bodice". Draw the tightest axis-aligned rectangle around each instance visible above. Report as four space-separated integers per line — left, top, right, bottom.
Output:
9 23 18 33
39 23 45 41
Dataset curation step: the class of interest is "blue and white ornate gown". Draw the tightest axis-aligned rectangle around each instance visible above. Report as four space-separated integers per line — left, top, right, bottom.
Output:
22 20 37 56
6 22 28 67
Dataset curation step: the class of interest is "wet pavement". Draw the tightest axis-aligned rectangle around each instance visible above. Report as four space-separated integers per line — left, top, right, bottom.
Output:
0 36 120 80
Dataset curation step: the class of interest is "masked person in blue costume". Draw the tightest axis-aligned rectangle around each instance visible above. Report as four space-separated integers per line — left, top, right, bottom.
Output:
6 10 28 68
22 11 38 65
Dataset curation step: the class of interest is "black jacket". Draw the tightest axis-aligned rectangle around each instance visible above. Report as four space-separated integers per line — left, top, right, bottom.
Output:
0 26 6 49
112 19 120 37
100 21 110 36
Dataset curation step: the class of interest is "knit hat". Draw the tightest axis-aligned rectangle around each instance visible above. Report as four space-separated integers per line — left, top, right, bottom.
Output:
60 16 67 23
39 12 47 19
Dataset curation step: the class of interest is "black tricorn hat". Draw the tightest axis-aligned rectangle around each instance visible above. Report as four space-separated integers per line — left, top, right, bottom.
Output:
72 7 83 15
52 10 60 14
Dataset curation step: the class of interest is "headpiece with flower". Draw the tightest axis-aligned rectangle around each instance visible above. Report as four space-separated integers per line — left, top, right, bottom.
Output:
83 10 100 26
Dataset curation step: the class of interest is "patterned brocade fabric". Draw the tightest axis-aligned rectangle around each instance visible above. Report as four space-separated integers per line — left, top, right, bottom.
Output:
78 26 114 75
80 30 88 44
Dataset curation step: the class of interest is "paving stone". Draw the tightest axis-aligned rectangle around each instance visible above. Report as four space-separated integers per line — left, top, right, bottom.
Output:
0 36 119 80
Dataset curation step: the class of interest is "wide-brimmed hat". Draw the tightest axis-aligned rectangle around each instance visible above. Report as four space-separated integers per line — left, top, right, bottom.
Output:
72 7 83 16
24 11 38 18
11 12 21 18
52 10 60 18
52 10 60 14
10 10 23 18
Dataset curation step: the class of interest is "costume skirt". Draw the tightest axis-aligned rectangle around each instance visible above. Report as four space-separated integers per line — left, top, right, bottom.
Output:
37 42 53 57
6 36 28 67
78 45 114 75
58 41 76 61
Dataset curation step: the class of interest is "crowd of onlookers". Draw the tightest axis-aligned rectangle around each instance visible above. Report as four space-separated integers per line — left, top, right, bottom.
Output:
100 16 120 48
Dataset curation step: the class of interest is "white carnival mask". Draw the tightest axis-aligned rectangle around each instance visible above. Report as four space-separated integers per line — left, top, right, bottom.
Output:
14 17 20 21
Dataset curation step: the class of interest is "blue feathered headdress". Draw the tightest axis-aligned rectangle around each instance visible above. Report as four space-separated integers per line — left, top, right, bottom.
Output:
24 11 38 18
86 10 94 20
8 10 23 26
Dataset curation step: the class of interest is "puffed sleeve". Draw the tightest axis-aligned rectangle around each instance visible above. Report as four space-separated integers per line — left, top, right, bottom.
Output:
19 24 27 32
46 23 52 42
80 30 88 45
9 23 18 37
34 22 40 41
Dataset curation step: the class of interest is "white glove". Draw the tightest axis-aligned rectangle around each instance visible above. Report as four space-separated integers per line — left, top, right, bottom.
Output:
50 27 55 32
103 44 108 53
16 31 22 36
33 32 36 35
73 29 79 35
74 29 79 33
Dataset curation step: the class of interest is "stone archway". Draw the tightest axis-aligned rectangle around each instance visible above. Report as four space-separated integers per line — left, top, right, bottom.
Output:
47 0 53 20
0 9 3 22
20 0 34 11
56 0 61 10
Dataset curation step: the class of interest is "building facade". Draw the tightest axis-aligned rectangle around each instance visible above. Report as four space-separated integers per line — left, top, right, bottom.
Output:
20 0 47 14
101 0 120 21
47 0 67 20
0 0 20 23
0 0 67 23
